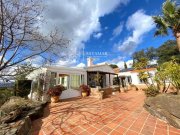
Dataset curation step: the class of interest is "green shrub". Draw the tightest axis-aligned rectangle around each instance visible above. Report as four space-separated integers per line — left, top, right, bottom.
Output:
144 85 160 97
0 96 42 117
0 89 14 106
15 80 32 98
154 59 180 94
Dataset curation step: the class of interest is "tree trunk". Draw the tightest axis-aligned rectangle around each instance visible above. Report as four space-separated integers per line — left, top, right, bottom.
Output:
175 32 180 52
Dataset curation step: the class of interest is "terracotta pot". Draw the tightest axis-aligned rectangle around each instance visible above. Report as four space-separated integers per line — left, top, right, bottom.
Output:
121 89 125 92
82 92 87 97
51 96 59 103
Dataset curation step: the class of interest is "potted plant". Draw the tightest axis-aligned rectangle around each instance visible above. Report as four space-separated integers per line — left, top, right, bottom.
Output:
79 84 90 97
47 85 65 103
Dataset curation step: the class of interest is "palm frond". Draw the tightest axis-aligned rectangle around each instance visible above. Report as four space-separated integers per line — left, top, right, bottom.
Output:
152 16 167 28
162 0 178 28
173 6 180 33
154 28 168 37
163 0 176 16
175 6 180 19
152 16 168 36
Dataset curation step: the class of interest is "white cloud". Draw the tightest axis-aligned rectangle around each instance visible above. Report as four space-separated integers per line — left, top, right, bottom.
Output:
40 0 130 66
126 60 133 68
76 63 86 68
110 23 123 41
56 59 77 67
0 55 7 64
103 56 124 69
149 59 157 65
116 61 124 69
113 23 123 37
110 56 125 63
25 56 45 67
115 59 133 69
115 10 155 55
93 32 103 39
103 56 133 69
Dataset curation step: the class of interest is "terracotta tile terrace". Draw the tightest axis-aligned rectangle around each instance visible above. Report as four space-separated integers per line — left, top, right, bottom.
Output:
31 90 180 135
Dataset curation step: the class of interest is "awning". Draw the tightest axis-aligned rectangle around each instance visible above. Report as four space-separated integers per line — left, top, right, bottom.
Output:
87 71 117 75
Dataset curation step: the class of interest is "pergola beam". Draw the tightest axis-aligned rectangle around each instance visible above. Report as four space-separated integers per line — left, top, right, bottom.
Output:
87 71 117 75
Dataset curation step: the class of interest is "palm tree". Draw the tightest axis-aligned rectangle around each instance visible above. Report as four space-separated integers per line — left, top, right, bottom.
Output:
153 0 180 52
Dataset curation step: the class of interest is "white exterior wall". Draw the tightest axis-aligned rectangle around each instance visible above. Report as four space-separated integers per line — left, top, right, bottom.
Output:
147 70 156 84
118 69 157 85
131 72 140 85
111 75 115 85
27 68 47 81
47 66 87 99
27 64 115 99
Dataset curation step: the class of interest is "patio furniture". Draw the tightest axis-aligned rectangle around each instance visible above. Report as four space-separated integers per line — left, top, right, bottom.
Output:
90 87 114 99
100 87 112 98
111 85 120 93
90 88 104 99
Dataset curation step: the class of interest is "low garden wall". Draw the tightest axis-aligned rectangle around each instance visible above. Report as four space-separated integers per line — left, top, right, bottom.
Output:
144 94 180 128
0 96 47 135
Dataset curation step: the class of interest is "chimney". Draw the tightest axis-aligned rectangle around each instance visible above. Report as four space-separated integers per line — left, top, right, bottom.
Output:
87 58 93 67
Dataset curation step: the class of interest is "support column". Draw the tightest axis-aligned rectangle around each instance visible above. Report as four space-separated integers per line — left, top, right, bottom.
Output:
117 74 121 92
109 73 110 87
96 72 100 87
87 72 89 86
55 72 58 85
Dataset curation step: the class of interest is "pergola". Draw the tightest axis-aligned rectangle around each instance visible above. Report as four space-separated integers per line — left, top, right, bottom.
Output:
87 71 119 87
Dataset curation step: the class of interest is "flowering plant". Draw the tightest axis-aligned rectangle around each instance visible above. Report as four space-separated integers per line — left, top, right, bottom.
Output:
47 85 65 96
79 84 90 94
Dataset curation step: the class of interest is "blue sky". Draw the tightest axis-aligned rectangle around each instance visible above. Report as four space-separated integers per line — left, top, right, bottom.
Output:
41 0 174 68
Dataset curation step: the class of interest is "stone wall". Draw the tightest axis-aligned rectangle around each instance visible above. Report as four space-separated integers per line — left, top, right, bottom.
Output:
0 97 47 135
0 116 31 135
144 94 180 128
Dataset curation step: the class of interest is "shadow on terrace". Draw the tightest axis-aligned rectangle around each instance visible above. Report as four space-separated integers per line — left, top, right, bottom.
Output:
30 93 135 135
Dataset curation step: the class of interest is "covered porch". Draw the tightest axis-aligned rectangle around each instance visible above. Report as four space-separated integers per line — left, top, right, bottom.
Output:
87 71 119 88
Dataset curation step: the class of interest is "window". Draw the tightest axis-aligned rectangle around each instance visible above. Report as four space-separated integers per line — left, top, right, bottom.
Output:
70 75 81 90
139 77 148 84
81 75 84 84
50 72 57 87
58 74 69 90
127 76 132 84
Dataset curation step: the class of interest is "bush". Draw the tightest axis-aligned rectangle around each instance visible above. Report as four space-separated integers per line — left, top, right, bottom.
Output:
0 89 14 107
155 59 180 94
47 85 65 96
0 96 44 121
144 86 160 97
15 80 32 98
79 84 90 92
79 84 90 96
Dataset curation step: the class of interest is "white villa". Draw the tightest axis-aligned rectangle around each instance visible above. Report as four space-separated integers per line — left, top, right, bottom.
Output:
27 58 118 99
118 67 157 87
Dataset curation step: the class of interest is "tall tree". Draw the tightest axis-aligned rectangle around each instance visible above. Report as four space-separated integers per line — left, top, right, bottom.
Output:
146 47 157 60
110 64 118 69
132 49 146 62
157 40 180 64
124 62 127 69
132 47 157 65
0 0 68 76
153 0 180 52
